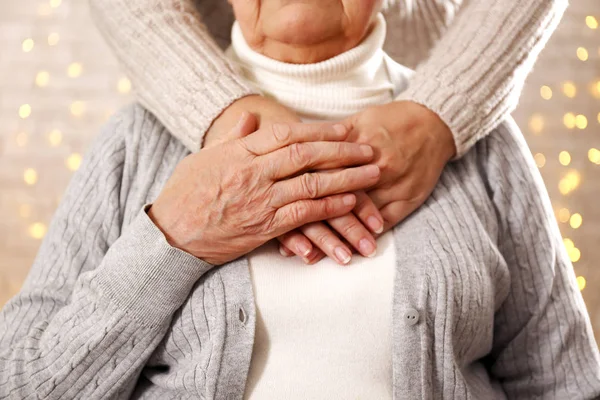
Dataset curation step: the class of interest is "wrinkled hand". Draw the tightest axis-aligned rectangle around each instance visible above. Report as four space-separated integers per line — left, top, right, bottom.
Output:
149 113 381 265
203 95 385 265
279 100 456 264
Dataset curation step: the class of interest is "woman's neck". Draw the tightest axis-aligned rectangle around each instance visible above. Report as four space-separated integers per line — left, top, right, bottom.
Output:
226 14 396 121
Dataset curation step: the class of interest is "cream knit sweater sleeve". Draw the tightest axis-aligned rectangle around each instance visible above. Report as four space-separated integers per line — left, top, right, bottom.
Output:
88 0 256 153
89 0 567 156
395 0 568 157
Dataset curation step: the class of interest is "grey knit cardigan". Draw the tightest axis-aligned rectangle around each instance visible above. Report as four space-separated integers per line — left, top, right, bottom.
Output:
0 104 599 399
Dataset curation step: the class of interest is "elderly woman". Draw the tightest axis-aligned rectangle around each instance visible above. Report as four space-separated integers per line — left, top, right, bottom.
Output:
88 0 571 265
2 1 600 399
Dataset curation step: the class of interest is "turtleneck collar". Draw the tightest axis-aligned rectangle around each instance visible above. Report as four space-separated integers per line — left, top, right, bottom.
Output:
226 14 397 121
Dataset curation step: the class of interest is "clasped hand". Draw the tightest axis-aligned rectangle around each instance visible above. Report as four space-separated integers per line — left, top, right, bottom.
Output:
161 96 456 265
148 114 380 265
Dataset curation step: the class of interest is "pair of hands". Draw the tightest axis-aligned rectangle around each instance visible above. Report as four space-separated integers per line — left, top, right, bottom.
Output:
199 95 457 265
150 95 456 265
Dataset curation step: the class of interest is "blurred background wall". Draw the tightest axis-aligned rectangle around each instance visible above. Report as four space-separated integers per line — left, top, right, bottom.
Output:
0 1 598 344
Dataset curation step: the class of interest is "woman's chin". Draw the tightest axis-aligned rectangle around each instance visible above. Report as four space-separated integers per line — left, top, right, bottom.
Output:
263 3 343 47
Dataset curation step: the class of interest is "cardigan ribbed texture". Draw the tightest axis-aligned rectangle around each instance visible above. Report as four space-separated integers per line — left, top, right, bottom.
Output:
1 104 599 399
87 0 568 157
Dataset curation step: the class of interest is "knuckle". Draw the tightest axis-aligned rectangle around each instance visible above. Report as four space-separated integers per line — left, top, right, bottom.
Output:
313 230 332 246
339 220 361 237
301 172 320 198
272 123 291 143
289 143 311 168
291 203 310 224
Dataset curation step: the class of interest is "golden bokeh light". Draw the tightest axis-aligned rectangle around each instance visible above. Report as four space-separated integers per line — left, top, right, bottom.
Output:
28 223 47 239
577 47 589 61
589 148 600 164
47 32 59 46
19 104 31 119
559 151 571 166
563 238 575 250
23 168 37 185
575 114 588 129
67 62 83 78
66 153 82 171
586 16 599 29
540 86 552 100
70 101 85 117
570 213 583 229
534 153 546 168
562 81 577 98
577 276 587 291
49 0 62 8
117 77 132 94
590 81 600 99
558 170 581 195
528 114 544 134
35 71 50 87
563 112 575 129
569 247 581 263
558 208 570 223
48 129 62 147
22 38 34 53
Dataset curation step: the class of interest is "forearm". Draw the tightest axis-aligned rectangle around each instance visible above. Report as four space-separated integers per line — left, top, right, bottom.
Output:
398 0 568 157
89 0 257 152
0 208 211 399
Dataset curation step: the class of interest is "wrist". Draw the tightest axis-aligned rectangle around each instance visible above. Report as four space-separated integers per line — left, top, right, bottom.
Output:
402 100 456 162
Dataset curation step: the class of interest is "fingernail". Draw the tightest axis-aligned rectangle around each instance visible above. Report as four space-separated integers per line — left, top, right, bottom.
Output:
334 247 351 264
297 242 312 257
279 245 289 257
343 194 355 206
333 124 347 136
360 144 373 157
358 238 376 257
367 216 383 233
365 164 380 178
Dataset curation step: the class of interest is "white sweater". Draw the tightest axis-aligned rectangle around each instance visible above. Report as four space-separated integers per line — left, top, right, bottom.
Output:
227 15 412 399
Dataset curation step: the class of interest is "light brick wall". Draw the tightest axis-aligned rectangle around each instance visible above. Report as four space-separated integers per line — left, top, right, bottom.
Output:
0 1 598 344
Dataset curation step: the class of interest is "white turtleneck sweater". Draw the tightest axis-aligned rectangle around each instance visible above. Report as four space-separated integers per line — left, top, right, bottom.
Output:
227 15 412 399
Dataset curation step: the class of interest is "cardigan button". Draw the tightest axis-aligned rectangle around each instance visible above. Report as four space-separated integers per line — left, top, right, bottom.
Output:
404 308 420 326
238 306 247 324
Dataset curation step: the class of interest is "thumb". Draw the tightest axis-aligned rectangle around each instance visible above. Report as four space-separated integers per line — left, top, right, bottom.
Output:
231 111 258 139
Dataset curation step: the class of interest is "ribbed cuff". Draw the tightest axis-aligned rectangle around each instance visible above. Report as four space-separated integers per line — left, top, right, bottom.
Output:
396 75 480 160
96 205 213 327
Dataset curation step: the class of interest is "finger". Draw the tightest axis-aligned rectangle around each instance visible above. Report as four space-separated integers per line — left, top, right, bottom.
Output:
271 193 357 238
379 200 422 231
353 191 384 234
233 111 259 138
300 222 353 265
278 243 295 257
277 232 325 264
277 230 313 258
304 247 326 265
263 142 374 179
270 164 380 207
326 212 377 258
368 178 413 209
240 121 351 155
204 112 258 149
